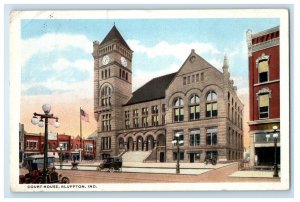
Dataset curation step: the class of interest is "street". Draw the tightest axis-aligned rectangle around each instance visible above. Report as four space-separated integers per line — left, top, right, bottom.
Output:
53 163 280 183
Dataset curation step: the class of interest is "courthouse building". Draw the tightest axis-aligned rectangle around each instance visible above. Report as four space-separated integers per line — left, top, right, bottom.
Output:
93 25 244 162
246 26 280 167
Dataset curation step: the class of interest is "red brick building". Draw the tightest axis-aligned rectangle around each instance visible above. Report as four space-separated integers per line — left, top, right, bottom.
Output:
23 132 96 161
246 26 280 167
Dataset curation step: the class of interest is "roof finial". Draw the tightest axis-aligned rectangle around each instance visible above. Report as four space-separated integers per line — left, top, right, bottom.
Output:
113 22 115 26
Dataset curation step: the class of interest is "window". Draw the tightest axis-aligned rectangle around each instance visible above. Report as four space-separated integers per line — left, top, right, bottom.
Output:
162 115 166 125
196 74 199 82
151 115 158 126
173 152 184 161
259 93 269 119
151 105 158 114
206 91 218 117
189 94 200 120
101 86 112 107
206 128 218 145
162 104 166 113
142 108 148 115
26 141 38 149
173 97 184 122
142 108 148 127
256 53 270 83
183 77 186 85
142 117 148 127
102 114 111 131
125 111 130 129
101 137 111 150
201 72 204 81
85 144 93 151
133 109 139 128
151 105 159 126
190 130 200 146
60 142 68 150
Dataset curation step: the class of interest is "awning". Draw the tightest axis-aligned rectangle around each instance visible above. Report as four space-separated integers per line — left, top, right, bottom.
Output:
47 152 59 159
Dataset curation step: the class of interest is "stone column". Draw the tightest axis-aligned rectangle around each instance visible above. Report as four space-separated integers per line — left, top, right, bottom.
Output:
249 132 255 168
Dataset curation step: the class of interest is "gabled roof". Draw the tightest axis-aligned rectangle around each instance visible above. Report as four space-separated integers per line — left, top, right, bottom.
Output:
125 72 177 106
100 25 131 50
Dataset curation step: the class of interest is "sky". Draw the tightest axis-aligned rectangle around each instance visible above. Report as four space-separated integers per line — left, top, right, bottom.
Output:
20 17 279 146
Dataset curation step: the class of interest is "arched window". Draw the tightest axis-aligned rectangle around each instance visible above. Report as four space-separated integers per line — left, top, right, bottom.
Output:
189 94 200 120
122 71 125 79
173 97 184 122
206 91 218 117
101 85 112 107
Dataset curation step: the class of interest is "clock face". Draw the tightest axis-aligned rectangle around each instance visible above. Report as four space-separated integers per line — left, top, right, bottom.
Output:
102 55 110 65
121 56 127 67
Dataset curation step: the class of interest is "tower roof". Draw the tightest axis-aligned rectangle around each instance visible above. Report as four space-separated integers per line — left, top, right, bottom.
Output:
100 25 131 50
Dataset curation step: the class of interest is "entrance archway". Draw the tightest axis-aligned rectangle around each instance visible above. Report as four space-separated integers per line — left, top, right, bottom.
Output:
127 137 134 151
136 136 144 151
118 137 124 149
146 135 155 151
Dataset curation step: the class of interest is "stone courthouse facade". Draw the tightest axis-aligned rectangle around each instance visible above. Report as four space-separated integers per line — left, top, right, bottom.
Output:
93 25 244 162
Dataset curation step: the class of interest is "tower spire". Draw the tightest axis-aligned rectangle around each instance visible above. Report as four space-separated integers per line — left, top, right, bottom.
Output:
223 53 229 73
223 53 228 67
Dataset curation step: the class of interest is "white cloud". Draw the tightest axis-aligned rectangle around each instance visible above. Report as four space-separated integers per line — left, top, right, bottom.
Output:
22 33 92 65
22 76 94 100
127 39 221 61
52 58 93 73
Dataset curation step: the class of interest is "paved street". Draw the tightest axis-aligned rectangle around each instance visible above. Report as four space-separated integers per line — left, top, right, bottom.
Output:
53 163 279 183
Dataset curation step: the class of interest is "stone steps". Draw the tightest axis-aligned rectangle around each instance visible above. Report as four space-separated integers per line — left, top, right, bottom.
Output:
122 151 152 162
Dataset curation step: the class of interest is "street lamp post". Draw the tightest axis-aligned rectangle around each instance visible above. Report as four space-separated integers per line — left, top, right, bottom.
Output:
59 143 63 169
273 126 279 178
31 104 60 184
172 132 183 174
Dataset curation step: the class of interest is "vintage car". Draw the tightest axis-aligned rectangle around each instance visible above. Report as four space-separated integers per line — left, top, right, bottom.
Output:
97 156 122 172
204 154 217 165
19 155 70 184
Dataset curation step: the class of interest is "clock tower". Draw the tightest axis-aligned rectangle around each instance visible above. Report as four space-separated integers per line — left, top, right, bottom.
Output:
92 25 133 159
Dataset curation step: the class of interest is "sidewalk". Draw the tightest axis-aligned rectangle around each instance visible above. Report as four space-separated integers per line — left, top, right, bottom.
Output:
54 161 234 175
229 170 281 178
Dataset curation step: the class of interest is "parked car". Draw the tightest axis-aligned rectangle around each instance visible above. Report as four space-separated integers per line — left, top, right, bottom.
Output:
204 154 217 165
19 155 70 184
97 156 122 172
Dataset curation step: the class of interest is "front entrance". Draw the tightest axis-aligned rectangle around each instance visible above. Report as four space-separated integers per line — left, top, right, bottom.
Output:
159 152 165 162
255 147 280 166
190 153 195 163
